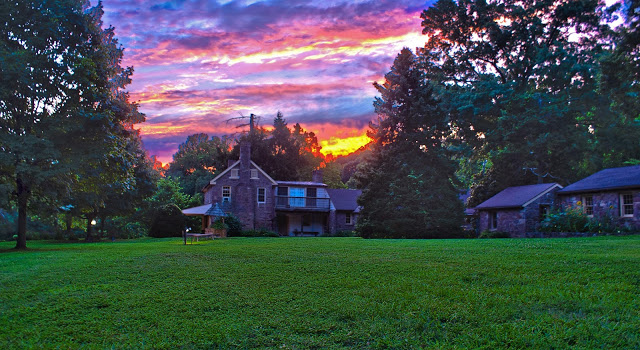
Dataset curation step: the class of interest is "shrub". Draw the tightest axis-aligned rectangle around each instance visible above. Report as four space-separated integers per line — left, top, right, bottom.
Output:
223 214 243 236
148 204 186 238
478 230 510 239
539 205 636 234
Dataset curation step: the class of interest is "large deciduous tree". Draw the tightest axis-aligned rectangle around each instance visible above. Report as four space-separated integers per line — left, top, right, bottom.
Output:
355 48 464 238
0 0 145 248
167 133 231 197
419 0 611 206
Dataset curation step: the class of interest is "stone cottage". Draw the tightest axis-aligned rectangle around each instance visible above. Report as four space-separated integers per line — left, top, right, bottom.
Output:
557 165 640 229
475 183 563 237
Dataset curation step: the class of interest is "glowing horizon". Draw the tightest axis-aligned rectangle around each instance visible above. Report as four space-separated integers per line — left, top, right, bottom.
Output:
100 0 433 164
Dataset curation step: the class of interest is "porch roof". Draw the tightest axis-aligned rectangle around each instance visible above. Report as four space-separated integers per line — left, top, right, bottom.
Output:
182 204 212 216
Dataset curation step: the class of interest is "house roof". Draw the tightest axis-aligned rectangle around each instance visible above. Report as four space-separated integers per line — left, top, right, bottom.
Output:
558 165 640 194
205 203 228 217
327 189 362 211
182 204 212 216
475 183 562 210
277 181 327 187
205 160 277 190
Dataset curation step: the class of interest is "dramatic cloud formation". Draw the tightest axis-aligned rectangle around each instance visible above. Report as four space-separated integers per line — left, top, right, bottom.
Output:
101 0 432 163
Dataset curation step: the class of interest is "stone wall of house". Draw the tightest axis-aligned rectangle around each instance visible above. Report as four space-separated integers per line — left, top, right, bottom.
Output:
333 211 357 233
478 209 525 236
558 189 640 229
204 163 276 231
522 190 556 233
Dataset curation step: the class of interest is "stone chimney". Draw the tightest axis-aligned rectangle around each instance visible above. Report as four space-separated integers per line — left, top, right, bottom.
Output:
312 169 324 183
239 141 251 170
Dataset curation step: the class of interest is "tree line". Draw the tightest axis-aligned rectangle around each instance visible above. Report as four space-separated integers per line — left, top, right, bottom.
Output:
2 0 638 246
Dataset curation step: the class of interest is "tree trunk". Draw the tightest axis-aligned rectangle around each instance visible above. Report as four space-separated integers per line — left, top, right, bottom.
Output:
65 213 72 235
15 178 29 250
85 214 94 242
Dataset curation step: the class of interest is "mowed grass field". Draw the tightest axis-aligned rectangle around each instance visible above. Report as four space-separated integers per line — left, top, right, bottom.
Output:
1 236 639 349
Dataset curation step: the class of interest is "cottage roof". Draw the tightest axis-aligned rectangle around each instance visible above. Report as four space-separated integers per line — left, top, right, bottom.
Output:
277 181 327 187
327 189 362 211
475 183 562 210
558 165 640 194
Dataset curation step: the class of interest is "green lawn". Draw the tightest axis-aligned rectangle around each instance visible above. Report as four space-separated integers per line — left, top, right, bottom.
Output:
1 236 639 349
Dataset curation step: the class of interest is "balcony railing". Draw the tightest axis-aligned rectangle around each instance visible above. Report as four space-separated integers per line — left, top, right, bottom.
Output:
275 196 330 211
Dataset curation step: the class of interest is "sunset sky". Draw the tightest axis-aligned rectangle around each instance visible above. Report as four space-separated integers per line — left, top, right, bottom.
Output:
100 0 432 164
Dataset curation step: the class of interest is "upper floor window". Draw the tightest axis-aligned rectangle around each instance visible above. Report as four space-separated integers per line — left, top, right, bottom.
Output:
230 169 239 179
257 188 266 203
222 186 231 202
250 169 258 179
345 213 352 225
620 193 634 217
583 196 593 216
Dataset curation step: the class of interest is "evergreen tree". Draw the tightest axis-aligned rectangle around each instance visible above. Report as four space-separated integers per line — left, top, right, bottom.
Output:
355 48 463 238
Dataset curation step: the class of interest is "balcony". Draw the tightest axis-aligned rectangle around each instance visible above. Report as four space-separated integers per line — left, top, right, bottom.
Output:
275 196 330 211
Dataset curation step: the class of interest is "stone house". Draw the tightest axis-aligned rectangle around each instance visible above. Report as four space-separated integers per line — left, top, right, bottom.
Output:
557 165 640 229
183 142 362 236
327 188 362 233
475 183 563 237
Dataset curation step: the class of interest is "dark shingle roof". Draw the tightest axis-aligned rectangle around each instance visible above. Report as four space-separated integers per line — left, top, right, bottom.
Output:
558 165 640 194
475 183 561 210
327 189 362 211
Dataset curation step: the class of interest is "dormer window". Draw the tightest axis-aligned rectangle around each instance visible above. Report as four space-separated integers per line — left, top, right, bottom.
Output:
230 169 239 179
250 169 258 179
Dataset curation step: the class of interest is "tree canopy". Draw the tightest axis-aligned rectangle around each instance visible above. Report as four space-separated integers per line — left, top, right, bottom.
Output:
0 0 147 248
418 0 640 206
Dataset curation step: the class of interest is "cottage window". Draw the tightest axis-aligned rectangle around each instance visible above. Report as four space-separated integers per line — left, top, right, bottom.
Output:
539 205 550 222
257 188 266 203
222 186 231 202
230 169 239 179
583 196 593 216
251 169 258 179
489 211 498 230
620 193 634 217
345 213 352 225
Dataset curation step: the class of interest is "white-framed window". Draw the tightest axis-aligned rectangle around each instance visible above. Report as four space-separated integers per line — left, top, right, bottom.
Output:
620 193 634 217
583 195 594 216
250 169 258 179
489 211 498 230
345 213 352 225
257 188 266 203
222 186 231 202
230 169 239 179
